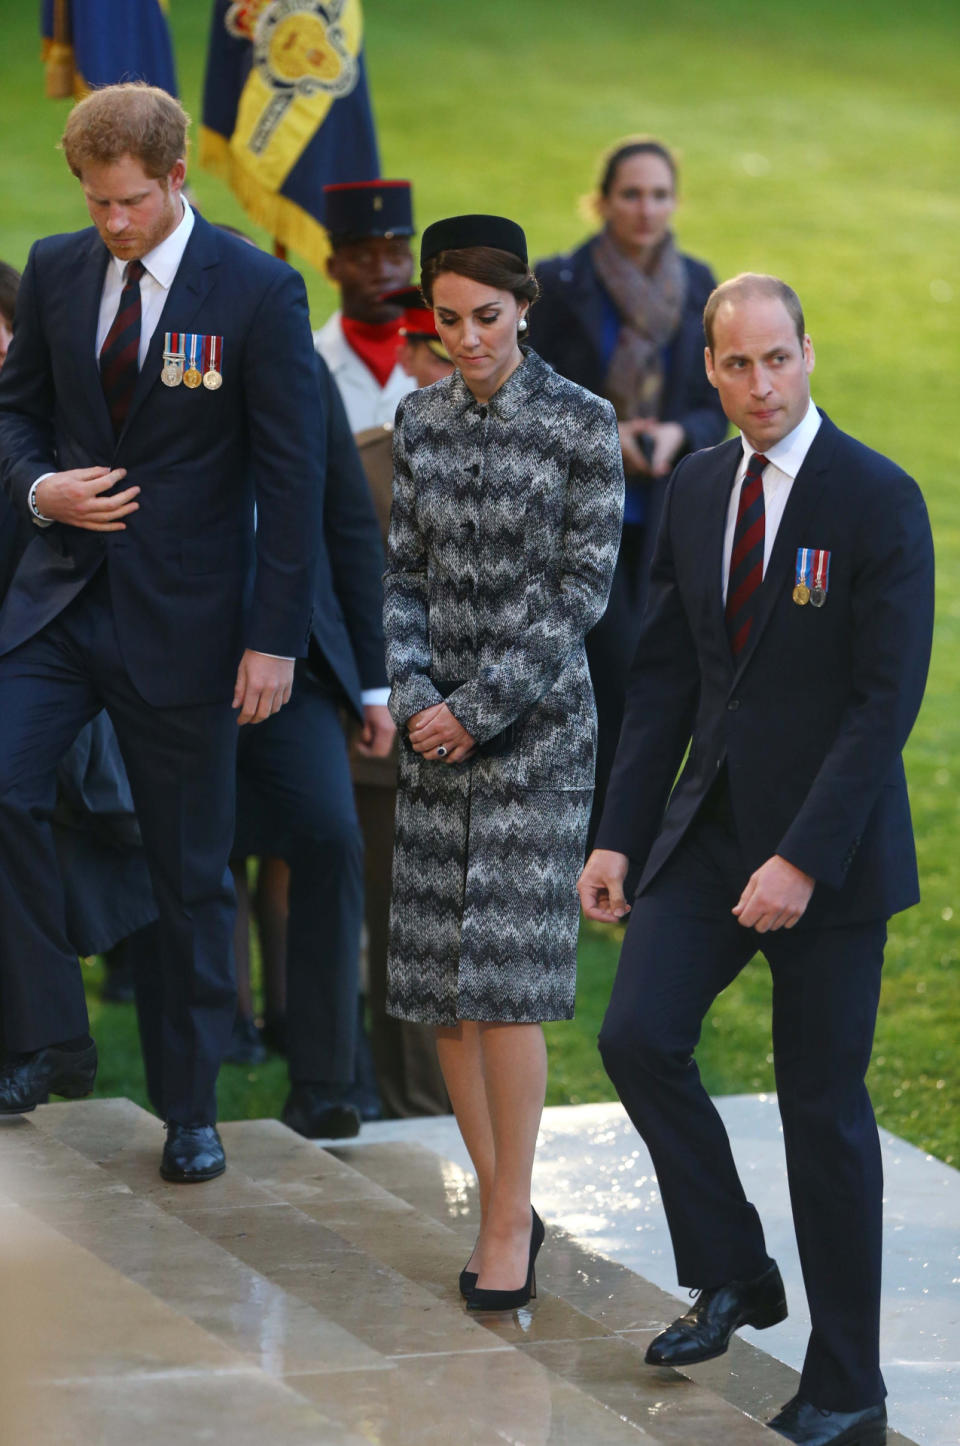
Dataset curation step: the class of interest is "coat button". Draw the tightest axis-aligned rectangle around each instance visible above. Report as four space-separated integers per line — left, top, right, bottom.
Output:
727 699 740 711
477 407 487 420
469 463 479 476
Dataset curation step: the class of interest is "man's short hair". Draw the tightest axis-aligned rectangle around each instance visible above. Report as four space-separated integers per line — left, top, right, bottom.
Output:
61 83 189 180
704 274 805 351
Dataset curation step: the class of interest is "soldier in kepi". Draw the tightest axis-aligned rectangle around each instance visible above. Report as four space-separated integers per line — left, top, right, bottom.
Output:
313 178 417 431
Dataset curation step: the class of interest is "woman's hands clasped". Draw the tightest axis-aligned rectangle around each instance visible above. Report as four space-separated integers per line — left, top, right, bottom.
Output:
408 702 476 764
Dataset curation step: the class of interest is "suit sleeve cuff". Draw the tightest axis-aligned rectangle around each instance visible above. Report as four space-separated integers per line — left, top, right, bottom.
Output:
361 687 391 706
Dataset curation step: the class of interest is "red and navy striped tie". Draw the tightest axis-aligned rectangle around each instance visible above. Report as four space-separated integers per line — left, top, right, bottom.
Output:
99 258 145 436
725 452 768 657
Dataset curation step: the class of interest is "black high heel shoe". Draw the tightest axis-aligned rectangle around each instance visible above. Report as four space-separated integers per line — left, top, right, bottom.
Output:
466 1208 544 1312
458 1266 478 1299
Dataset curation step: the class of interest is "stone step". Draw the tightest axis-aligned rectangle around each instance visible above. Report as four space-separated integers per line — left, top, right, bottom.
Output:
0 1116 367 1446
336 1139 919 1446
29 1100 671 1444
220 1120 775 1446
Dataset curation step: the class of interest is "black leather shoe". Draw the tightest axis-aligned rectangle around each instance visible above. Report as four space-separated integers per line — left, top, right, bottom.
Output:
281 1084 361 1139
467 1208 545 1312
644 1261 787 1366
768 1395 887 1445
0 1042 97 1114
160 1123 226 1182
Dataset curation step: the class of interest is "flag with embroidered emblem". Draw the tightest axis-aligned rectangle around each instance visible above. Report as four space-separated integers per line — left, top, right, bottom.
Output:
199 1 380 268
41 0 177 101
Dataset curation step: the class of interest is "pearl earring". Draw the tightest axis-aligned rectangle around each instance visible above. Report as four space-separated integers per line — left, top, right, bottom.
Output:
518 315 529 334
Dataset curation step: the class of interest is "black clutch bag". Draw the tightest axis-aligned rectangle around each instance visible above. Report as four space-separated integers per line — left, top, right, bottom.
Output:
435 680 518 758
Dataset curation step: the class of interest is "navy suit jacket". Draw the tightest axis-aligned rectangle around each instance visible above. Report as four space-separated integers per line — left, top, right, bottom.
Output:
309 353 387 717
595 413 935 926
0 214 322 706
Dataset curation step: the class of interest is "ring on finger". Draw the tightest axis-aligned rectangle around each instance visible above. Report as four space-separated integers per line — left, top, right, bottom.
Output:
436 745 448 758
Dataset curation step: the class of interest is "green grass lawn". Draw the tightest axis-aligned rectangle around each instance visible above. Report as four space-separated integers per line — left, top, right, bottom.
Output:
1 1 957 1161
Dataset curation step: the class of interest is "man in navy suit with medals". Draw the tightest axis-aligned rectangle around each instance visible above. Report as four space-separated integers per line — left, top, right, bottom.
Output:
0 84 321 1182
579 274 934 1445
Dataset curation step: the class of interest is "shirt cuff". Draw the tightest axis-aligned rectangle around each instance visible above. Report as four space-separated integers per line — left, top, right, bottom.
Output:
29 473 56 527
255 652 295 661
361 687 391 707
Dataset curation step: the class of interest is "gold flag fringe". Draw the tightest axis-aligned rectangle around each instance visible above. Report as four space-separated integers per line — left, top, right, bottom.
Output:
199 126 331 271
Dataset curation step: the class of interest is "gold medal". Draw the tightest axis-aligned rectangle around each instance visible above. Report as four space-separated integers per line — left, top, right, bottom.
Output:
183 333 202 389
203 369 222 391
793 583 810 606
161 361 183 387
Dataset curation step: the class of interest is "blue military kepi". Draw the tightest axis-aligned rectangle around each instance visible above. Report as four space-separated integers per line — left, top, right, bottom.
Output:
323 179 414 242
420 214 528 267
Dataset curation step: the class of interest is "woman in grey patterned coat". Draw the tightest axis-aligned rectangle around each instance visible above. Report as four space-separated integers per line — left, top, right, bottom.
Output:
384 215 623 1310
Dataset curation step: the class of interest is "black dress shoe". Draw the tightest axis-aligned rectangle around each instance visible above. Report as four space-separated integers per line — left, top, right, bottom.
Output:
0 1042 97 1115
459 1266 478 1299
768 1395 887 1445
160 1123 226 1183
281 1084 361 1139
467 1208 545 1312
645 1261 787 1366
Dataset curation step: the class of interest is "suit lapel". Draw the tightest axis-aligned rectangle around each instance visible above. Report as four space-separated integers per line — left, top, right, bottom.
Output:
700 440 742 667
119 215 221 442
69 233 114 453
731 412 838 682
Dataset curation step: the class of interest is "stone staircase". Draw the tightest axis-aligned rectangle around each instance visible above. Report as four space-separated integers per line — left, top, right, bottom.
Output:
0 1099 915 1445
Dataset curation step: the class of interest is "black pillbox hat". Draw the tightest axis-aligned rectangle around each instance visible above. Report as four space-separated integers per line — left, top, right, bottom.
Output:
324 180 414 241
420 214 528 268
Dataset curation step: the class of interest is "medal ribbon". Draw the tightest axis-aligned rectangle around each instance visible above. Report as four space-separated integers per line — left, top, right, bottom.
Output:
795 547 811 590
813 549 830 592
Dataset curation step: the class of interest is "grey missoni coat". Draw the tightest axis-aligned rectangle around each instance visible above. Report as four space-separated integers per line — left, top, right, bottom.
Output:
384 349 623 1024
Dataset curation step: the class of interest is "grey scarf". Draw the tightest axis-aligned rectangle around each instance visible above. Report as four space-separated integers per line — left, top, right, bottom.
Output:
591 229 687 421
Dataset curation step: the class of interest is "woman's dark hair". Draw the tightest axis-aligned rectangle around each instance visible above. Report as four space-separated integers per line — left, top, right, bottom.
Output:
420 246 539 310
0 261 20 328
598 137 678 195
579 136 679 223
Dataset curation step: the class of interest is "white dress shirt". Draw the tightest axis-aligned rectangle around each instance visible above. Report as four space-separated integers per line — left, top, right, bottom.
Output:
313 310 415 433
96 200 195 364
721 400 821 601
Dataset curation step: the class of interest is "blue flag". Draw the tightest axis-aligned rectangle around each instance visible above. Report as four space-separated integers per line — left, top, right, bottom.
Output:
41 0 178 98
199 1 380 266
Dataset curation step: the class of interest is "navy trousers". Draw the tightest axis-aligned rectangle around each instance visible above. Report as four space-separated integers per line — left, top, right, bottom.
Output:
0 567 237 1124
598 786 886 1412
233 663 364 1085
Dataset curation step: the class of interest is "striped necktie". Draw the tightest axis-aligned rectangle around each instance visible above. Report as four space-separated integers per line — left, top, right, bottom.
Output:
99 258 145 437
725 452 768 657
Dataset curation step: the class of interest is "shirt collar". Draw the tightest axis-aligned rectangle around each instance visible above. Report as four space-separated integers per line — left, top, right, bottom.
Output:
739 398 821 479
449 346 549 418
107 199 195 287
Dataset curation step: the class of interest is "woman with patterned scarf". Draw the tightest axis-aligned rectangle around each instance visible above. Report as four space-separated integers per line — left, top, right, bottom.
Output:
529 138 727 843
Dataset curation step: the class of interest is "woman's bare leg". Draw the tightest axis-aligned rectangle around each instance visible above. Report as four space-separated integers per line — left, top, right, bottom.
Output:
474 1021 547 1291
435 1021 496 1274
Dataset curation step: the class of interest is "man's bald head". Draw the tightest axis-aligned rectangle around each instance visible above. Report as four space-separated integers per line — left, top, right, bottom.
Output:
704 274 805 352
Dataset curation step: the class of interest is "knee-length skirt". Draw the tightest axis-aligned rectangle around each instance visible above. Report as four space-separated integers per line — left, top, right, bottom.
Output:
386 756 592 1025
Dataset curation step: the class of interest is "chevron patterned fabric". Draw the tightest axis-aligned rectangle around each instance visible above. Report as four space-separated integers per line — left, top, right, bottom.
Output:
383 350 624 1024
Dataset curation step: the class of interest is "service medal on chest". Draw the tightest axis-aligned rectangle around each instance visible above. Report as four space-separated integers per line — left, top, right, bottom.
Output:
202 334 224 390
